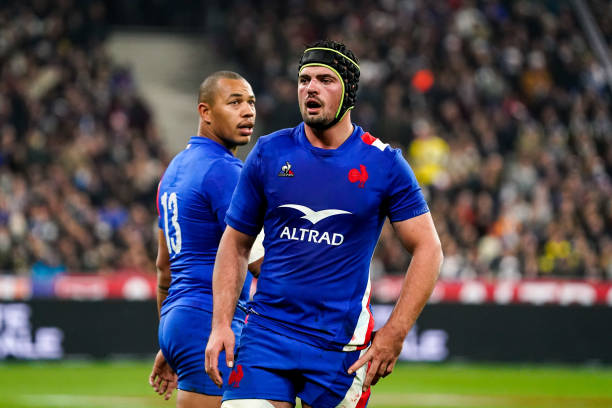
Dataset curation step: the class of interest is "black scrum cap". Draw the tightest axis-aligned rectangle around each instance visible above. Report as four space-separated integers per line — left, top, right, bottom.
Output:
298 43 360 129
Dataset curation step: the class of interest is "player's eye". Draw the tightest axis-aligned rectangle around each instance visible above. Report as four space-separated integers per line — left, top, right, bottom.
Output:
229 100 240 105
299 77 309 84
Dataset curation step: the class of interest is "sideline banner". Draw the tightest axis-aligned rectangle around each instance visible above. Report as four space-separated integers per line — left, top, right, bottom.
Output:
3 274 612 306
0 301 158 360
1 301 611 363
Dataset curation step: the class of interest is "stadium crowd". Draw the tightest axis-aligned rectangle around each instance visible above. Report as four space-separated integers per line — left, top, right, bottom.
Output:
0 1 168 277
206 0 612 281
0 0 610 281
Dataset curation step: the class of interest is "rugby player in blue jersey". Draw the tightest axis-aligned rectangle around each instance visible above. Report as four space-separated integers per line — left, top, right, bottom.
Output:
149 71 262 408
205 41 443 408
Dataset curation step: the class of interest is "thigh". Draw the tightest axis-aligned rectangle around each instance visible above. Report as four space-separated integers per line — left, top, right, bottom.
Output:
177 390 221 408
159 306 242 396
298 347 370 408
221 399 293 408
222 319 299 405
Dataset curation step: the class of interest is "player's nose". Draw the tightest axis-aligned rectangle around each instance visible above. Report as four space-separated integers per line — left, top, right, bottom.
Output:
241 104 255 117
307 83 319 94
306 80 320 94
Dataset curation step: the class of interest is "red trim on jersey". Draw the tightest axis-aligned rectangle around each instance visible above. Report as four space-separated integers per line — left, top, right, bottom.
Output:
356 386 371 408
155 180 162 216
361 132 377 145
364 293 375 343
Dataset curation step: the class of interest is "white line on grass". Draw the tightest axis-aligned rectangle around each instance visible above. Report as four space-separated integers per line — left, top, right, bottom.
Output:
17 394 164 408
370 392 612 408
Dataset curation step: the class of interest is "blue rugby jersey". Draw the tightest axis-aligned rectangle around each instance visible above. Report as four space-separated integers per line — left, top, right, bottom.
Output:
226 123 429 351
158 136 252 318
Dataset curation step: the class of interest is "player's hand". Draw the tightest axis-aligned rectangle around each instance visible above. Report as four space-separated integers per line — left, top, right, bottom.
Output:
149 349 178 400
347 326 405 391
205 325 236 387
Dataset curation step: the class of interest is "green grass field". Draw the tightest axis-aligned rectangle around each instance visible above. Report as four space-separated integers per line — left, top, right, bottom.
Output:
0 360 611 408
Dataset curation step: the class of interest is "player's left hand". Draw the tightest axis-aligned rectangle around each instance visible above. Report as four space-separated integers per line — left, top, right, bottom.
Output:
347 326 404 391
149 349 178 400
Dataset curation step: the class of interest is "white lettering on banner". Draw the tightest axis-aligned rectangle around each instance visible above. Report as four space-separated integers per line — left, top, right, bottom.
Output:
279 227 344 246
372 305 448 362
0 303 63 360
401 326 449 362
375 278 612 305
459 281 487 304
558 283 596 306
494 281 516 304
518 282 557 305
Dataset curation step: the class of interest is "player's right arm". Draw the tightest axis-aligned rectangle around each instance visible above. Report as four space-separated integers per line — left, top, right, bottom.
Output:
205 139 266 387
155 228 171 317
205 226 256 387
149 228 178 399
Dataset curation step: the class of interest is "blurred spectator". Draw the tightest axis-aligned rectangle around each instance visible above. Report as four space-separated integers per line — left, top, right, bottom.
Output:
0 1 169 276
2 0 611 281
202 0 611 280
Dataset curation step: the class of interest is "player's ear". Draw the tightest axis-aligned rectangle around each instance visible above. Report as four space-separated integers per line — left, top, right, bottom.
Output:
198 102 212 125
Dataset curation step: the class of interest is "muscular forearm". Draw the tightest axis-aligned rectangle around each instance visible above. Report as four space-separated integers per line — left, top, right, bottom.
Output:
211 227 251 328
385 242 442 337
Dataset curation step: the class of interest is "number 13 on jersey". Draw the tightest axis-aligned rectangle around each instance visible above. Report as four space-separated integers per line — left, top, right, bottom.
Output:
160 191 182 255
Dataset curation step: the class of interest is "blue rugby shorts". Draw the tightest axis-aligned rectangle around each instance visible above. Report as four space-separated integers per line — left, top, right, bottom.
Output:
222 316 371 408
159 306 244 395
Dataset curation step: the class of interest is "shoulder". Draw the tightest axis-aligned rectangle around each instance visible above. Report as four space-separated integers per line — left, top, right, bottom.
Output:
357 131 402 162
159 149 187 184
255 125 301 152
204 155 242 181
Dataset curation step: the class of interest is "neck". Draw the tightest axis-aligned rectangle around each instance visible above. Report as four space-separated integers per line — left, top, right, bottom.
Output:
304 114 353 149
197 123 237 155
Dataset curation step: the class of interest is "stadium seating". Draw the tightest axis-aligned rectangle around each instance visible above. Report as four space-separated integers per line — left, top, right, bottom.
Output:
207 0 612 281
1 0 610 285
0 1 169 277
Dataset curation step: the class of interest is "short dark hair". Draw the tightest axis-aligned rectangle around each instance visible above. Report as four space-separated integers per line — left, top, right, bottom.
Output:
198 71 245 105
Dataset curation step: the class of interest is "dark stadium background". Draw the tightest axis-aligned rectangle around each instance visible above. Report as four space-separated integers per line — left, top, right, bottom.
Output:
1 1 612 406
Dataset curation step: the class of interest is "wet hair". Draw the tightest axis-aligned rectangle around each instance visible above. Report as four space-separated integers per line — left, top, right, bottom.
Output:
298 40 360 128
198 71 245 105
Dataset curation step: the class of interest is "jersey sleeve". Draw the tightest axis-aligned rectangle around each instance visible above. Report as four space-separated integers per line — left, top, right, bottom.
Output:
201 159 242 230
385 149 430 222
156 179 164 229
225 139 265 236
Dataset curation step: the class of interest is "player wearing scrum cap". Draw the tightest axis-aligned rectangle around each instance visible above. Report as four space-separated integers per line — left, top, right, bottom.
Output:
206 41 443 408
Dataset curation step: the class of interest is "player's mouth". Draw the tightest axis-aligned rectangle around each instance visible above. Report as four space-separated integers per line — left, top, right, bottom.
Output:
305 99 322 114
238 122 254 136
